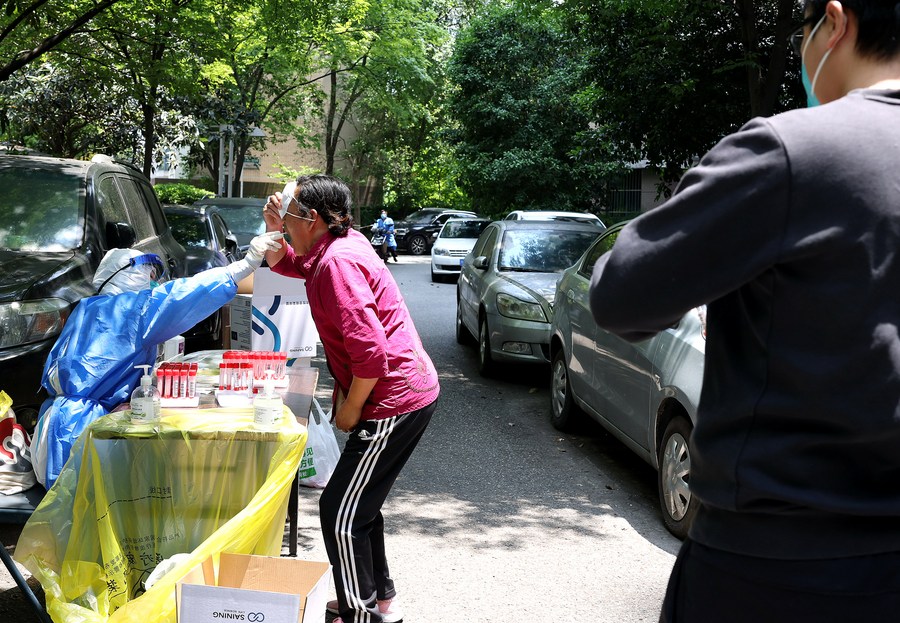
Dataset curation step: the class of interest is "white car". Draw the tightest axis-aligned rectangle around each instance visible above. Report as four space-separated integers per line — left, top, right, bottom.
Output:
430 217 491 282
504 210 606 229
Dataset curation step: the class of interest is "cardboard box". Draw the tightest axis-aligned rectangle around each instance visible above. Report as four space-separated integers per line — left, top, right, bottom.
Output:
250 269 319 361
176 553 331 623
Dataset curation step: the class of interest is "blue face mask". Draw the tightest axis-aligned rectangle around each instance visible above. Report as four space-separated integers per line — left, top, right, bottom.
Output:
801 13 844 108
801 63 820 108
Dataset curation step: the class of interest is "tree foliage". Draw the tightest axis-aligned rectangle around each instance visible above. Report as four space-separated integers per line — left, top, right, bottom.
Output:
446 3 610 216
0 0 120 82
342 0 472 212
154 182 214 204
562 0 805 186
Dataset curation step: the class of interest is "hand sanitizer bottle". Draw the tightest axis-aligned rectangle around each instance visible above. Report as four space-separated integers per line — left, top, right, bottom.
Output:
131 365 161 424
253 370 283 430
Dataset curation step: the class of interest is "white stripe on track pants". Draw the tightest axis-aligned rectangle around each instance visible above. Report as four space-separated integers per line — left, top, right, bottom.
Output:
320 400 435 623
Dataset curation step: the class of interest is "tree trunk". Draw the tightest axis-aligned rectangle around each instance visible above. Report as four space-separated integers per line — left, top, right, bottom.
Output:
141 100 155 179
325 70 338 175
736 0 762 117
759 0 797 117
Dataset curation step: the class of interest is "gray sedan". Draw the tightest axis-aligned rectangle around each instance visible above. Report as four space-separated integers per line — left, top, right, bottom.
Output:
549 223 705 539
456 220 603 376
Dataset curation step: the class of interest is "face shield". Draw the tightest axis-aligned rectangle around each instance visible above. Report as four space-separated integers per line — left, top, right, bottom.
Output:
92 249 164 295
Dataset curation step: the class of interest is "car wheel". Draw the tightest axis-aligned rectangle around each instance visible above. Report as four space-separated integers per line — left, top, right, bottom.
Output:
550 349 584 431
409 235 428 255
477 316 494 377
456 297 473 345
657 415 698 539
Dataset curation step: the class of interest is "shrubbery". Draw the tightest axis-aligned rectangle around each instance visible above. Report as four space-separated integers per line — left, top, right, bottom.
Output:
154 183 214 205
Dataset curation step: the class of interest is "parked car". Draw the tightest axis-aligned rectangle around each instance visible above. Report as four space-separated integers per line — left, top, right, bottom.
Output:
0 154 188 428
456 220 602 377
504 210 606 229
548 222 705 539
192 197 266 254
430 217 492 282
394 208 477 255
163 203 243 351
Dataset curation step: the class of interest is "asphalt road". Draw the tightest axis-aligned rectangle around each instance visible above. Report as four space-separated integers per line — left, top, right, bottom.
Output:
0 253 680 622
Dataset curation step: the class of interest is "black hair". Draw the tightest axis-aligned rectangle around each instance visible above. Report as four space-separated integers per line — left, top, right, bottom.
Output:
294 174 354 237
803 0 900 59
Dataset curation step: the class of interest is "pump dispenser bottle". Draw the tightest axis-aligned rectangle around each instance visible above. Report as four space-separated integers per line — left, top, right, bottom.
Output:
253 370 283 430
131 365 161 424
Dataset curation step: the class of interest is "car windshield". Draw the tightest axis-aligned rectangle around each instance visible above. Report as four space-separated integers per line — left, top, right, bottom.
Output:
441 220 490 239
203 203 265 238
498 230 599 273
0 168 84 251
166 213 209 249
403 210 441 225
545 215 604 227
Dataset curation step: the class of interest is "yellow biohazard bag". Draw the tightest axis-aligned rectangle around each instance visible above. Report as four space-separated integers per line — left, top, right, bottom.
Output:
15 407 306 623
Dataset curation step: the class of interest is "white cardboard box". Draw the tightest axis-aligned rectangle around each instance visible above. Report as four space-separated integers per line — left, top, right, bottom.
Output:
176 553 331 623
249 269 319 361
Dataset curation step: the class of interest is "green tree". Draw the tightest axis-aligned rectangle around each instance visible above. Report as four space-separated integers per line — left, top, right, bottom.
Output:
0 0 120 82
446 2 610 216
342 0 472 213
563 0 804 186
59 0 217 177
183 0 363 196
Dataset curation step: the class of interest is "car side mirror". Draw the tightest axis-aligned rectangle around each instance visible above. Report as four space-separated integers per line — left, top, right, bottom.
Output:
106 222 136 249
225 234 239 256
473 256 488 270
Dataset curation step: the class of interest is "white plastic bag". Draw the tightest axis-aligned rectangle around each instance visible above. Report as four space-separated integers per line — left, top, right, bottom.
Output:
0 390 37 494
298 398 341 488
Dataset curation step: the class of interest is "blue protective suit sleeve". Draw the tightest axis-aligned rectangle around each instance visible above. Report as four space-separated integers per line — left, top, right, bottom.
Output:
35 266 238 489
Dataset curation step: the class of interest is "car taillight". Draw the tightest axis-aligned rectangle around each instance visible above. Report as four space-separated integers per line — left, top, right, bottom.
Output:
0 299 71 349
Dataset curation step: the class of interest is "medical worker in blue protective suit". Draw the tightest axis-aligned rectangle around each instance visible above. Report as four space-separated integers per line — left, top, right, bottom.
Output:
375 210 398 262
31 232 284 489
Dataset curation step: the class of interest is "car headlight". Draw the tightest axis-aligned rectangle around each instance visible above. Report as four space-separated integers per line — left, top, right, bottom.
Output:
0 299 71 349
496 293 547 322
433 247 451 256
395 227 408 236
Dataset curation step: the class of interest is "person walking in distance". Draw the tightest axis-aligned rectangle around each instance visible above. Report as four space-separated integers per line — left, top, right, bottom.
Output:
263 175 438 623
376 209 399 263
590 2 900 621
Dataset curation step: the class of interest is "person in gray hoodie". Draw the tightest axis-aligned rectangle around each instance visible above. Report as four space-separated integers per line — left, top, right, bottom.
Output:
589 1 900 621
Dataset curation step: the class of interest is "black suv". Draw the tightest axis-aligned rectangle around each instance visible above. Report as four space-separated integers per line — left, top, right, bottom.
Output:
192 197 266 254
0 154 187 426
393 208 478 255
163 203 242 351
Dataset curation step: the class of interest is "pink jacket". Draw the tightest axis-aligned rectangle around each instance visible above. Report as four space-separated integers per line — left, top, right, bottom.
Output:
271 228 439 420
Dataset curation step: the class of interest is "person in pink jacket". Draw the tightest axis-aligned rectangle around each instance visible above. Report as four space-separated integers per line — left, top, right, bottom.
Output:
263 175 439 623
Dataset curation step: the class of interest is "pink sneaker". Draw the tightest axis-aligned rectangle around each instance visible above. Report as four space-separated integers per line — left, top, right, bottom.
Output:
326 598 403 623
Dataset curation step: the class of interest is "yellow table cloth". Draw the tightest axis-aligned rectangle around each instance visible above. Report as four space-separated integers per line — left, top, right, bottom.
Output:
16 407 307 623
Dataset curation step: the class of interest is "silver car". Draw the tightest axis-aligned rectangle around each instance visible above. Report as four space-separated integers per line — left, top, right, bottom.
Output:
549 223 705 538
456 220 602 376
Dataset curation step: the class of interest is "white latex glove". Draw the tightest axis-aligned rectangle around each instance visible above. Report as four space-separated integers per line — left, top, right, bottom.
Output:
245 231 284 268
227 232 284 283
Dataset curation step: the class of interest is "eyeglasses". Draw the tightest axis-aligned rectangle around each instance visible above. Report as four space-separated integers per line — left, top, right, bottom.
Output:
789 14 822 56
282 194 316 222
283 208 315 223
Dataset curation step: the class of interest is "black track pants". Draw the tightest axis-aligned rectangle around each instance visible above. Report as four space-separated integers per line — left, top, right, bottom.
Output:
320 401 435 623
660 537 900 623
